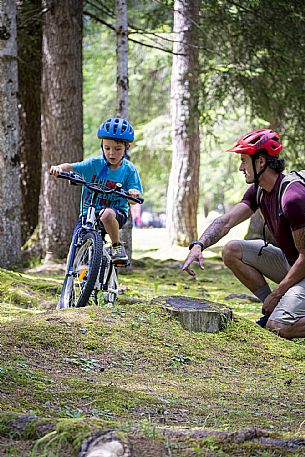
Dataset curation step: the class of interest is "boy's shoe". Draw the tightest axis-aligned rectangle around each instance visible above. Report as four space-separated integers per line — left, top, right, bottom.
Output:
256 315 268 328
111 243 128 264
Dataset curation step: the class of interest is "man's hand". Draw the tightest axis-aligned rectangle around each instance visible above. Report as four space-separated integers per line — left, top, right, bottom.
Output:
182 246 205 277
262 292 281 317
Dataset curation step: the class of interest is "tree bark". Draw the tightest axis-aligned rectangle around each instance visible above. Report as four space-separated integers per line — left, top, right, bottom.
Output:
115 0 133 261
0 0 22 268
167 0 200 246
116 0 128 118
17 0 42 245
39 0 83 260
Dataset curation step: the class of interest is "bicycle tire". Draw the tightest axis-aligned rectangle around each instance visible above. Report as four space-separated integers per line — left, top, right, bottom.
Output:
74 231 103 307
58 230 102 308
58 274 75 308
104 265 119 304
98 254 119 305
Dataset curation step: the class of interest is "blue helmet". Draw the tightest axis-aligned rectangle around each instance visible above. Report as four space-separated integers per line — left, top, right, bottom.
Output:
97 118 134 142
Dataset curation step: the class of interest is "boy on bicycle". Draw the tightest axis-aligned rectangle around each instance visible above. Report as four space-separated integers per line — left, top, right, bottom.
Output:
50 117 143 264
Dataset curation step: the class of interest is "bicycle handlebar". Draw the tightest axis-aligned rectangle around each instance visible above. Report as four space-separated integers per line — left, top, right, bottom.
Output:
57 171 144 204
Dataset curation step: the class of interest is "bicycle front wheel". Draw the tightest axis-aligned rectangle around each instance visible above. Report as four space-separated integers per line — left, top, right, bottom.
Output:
59 231 102 308
73 230 102 307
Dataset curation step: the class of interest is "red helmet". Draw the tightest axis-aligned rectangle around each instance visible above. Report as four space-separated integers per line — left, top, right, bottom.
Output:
227 129 282 156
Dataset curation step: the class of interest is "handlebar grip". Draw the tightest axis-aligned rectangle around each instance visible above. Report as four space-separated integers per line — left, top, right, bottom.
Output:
57 171 72 178
126 194 144 204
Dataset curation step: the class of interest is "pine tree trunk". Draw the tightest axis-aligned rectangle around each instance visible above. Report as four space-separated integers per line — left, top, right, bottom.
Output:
167 0 200 246
115 0 133 261
17 0 42 245
39 0 83 260
0 0 22 268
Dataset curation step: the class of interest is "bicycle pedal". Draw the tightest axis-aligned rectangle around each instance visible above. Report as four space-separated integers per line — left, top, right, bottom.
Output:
115 261 130 268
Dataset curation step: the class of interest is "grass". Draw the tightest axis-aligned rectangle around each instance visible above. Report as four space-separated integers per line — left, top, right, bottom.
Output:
0 226 305 456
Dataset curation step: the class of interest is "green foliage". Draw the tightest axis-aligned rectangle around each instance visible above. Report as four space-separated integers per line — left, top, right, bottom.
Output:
83 18 172 156
199 0 305 164
83 1 305 215
132 115 172 210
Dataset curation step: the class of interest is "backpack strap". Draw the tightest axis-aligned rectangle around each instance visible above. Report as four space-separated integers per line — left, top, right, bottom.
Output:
278 170 305 215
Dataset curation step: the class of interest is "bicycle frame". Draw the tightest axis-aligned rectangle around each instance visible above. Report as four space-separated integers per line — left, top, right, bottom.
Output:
57 172 143 307
64 191 119 303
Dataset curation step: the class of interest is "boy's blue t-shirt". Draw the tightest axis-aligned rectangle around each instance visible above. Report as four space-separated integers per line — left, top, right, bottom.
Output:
72 156 143 217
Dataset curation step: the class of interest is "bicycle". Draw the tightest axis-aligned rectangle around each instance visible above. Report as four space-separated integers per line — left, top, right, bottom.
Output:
56 171 144 309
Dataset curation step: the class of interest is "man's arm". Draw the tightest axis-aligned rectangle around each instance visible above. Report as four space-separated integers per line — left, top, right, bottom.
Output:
263 226 305 316
182 202 253 276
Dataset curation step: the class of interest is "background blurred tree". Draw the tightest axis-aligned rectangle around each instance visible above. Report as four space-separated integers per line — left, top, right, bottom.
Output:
0 0 22 268
39 0 83 259
166 0 200 246
115 0 134 260
17 0 42 245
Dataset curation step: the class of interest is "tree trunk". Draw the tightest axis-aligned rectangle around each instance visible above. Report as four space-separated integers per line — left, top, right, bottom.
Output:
0 0 22 268
116 0 128 118
167 0 200 246
17 0 42 245
115 0 133 261
39 0 83 260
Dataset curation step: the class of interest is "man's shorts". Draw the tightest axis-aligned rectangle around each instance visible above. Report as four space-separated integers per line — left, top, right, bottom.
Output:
238 240 305 325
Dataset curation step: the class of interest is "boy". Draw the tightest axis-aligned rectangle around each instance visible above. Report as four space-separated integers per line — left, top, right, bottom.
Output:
50 117 143 264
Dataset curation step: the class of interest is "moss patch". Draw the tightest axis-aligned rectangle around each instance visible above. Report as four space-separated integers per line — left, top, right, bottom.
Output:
0 258 305 455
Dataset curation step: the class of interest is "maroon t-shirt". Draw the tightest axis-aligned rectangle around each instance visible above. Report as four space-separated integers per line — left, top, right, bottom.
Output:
241 173 305 265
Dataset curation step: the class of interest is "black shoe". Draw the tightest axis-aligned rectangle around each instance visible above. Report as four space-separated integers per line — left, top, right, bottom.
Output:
256 315 268 328
111 243 128 264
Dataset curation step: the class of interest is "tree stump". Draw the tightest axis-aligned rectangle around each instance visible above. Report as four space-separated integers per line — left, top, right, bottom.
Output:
152 296 233 333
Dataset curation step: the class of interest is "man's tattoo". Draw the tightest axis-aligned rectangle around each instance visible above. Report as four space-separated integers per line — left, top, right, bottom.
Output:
200 216 228 248
294 227 305 252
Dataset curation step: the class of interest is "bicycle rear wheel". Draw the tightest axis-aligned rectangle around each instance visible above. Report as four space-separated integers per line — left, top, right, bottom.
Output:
58 231 102 308
101 259 119 305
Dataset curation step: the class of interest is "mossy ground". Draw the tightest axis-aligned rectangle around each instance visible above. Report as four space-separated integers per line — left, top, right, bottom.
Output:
0 247 305 456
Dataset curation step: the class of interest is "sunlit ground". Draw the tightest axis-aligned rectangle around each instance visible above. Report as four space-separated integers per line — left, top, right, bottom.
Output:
132 215 250 262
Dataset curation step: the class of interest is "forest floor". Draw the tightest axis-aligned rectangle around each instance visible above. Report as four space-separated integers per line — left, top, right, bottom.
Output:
0 225 305 456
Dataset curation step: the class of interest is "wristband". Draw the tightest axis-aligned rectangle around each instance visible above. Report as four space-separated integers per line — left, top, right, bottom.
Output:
189 241 204 251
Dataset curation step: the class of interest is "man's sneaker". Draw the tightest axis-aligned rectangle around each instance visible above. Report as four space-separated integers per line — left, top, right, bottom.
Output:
256 315 268 328
111 243 128 264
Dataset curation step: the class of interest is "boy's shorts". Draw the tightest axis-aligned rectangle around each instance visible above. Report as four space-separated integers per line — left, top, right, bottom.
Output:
74 208 127 236
237 240 305 325
99 208 127 228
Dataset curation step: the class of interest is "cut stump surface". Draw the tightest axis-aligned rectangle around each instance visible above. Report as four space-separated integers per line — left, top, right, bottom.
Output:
152 295 233 333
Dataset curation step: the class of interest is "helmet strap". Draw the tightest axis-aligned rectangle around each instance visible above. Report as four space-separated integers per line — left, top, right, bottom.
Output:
251 155 268 187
